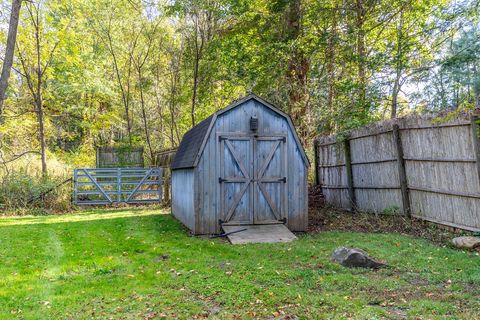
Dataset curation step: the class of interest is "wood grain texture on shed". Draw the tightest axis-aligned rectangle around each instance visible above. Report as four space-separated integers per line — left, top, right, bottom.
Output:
171 169 196 231
171 94 309 235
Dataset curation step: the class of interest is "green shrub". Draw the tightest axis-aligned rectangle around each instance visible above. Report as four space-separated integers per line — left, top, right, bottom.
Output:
0 170 72 215
383 205 400 215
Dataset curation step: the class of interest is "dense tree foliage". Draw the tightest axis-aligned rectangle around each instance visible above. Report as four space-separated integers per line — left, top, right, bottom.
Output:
0 0 478 189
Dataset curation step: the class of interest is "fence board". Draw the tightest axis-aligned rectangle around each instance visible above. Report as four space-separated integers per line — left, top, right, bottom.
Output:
96 147 144 168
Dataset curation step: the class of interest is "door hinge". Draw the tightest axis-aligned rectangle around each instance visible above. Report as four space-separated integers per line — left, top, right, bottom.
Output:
280 217 287 224
280 177 287 183
219 177 226 183
281 137 286 142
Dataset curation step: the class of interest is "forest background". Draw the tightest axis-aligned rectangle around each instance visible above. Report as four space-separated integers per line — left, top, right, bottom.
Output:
0 0 479 212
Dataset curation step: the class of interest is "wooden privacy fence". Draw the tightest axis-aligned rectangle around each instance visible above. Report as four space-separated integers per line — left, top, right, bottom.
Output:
96 147 145 168
74 168 162 205
314 114 480 232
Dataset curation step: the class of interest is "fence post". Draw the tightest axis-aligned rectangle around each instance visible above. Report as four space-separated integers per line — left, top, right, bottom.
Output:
313 139 320 186
393 124 411 216
159 168 163 203
471 115 480 189
117 168 121 203
164 168 170 203
73 169 78 205
343 136 356 212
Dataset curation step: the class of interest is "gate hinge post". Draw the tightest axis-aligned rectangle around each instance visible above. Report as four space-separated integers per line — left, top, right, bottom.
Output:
117 168 121 203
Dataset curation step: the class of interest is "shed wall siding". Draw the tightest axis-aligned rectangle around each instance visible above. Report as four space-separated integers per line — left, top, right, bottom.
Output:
171 169 196 232
195 135 219 234
194 99 307 234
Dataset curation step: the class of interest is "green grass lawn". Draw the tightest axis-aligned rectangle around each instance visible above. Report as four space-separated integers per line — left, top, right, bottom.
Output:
0 208 479 319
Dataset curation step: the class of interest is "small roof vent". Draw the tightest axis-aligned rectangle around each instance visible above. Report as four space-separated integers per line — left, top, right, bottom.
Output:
250 116 258 131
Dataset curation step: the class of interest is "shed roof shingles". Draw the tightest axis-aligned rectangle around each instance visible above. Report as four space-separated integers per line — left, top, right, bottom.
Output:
171 115 213 169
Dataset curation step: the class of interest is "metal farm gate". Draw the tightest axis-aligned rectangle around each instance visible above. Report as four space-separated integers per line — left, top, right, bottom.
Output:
74 168 163 205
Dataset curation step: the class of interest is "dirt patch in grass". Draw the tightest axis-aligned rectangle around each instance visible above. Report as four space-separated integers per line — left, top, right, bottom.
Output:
189 291 223 319
308 185 471 246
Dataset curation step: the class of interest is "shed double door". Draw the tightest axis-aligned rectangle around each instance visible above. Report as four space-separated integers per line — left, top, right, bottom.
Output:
219 134 287 225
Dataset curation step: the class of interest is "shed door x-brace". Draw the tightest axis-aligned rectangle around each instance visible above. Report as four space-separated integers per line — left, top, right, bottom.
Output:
218 134 287 225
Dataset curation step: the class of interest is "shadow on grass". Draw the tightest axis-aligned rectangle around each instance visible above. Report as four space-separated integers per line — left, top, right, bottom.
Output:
0 206 170 227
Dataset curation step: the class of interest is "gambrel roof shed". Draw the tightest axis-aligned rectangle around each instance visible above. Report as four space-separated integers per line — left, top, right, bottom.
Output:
171 94 309 235
172 94 309 169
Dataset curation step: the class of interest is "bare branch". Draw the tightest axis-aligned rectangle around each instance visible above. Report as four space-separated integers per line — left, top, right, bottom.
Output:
1 150 41 165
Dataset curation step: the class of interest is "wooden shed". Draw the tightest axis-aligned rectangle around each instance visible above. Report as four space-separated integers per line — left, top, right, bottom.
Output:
171 94 309 235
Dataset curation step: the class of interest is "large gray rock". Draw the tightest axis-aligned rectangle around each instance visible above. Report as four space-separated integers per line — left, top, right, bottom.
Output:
331 247 386 269
452 236 480 250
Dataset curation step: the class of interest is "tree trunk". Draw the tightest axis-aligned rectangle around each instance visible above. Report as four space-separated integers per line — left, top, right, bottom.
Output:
170 72 180 145
285 0 301 111
475 90 480 109
391 11 404 119
124 52 134 143
191 30 200 128
190 10 207 129
473 64 480 109
137 68 154 163
285 0 309 129
355 0 367 112
438 71 447 108
107 32 133 143
191 54 198 128
391 69 401 118
153 64 165 151
0 0 22 124
169 91 176 146
35 17 47 175
326 6 338 130
36 90 47 175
